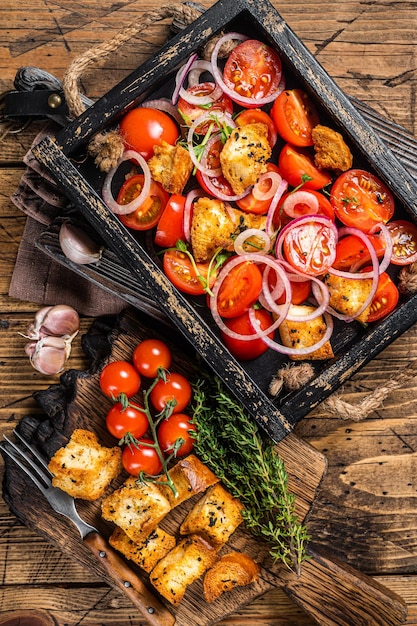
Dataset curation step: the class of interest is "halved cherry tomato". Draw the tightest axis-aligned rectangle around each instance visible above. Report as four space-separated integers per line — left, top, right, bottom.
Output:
278 144 332 190
196 136 235 199
106 402 149 440
119 107 179 160
333 233 386 271
223 39 282 106
236 163 282 215
154 194 186 247
269 273 312 305
386 219 417 265
122 438 162 476
361 267 399 322
216 261 263 318
133 339 172 378
100 360 141 399
271 88 320 147
235 108 278 148
117 174 169 231
330 169 395 232
279 189 335 221
163 248 217 296
282 220 337 276
177 82 233 134
157 413 196 456
221 308 274 360
150 372 192 414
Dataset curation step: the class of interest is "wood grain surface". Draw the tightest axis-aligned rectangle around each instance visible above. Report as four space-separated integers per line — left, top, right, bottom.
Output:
0 0 417 625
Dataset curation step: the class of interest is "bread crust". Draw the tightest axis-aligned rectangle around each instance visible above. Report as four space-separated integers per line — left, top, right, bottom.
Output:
312 124 353 172
157 454 220 508
203 552 261 603
109 525 176 573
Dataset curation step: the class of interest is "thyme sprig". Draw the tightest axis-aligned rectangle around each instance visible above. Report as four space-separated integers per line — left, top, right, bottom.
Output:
190 371 310 576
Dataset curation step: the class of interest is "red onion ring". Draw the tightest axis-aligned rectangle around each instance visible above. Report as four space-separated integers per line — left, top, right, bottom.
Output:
187 112 235 175
265 178 288 236
281 190 319 218
233 228 271 255
172 53 198 104
184 188 204 242
188 60 216 86
252 171 283 201
141 98 183 126
259 311 334 356
102 150 151 215
179 81 224 106
199 170 249 201
368 222 393 274
328 227 380 280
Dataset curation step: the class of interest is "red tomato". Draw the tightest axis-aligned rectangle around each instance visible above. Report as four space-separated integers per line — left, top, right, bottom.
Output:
106 402 149 440
236 163 282 215
221 308 274 360
122 438 162 476
278 144 332 190
361 268 399 322
282 220 337 276
271 276 312 305
100 361 141 399
271 89 320 147
333 233 386 271
330 169 395 232
177 82 233 134
119 107 179 160
117 175 169 231
157 413 197 456
235 108 278 148
386 220 417 265
196 136 235 199
133 339 172 378
154 194 186 248
279 189 335 221
223 39 282 106
216 261 263 318
150 372 192 414
163 248 217 296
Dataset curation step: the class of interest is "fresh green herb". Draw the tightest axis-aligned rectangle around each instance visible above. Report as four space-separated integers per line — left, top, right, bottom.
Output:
191 371 310 576
173 240 229 296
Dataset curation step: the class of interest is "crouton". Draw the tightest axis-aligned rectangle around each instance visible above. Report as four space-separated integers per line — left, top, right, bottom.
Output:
157 454 220 508
101 476 171 542
179 483 244 548
148 140 193 194
47 429 122 501
312 124 353 172
220 122 272 195
203 552 261 603
109 526 176 573
323 273 373 323
277 305 334 361
150 534 218 605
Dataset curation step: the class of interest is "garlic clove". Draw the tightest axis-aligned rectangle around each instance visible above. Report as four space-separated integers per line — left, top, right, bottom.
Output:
27 336 70 375
39 304 80 338
25 306 54 340
59 222 103 265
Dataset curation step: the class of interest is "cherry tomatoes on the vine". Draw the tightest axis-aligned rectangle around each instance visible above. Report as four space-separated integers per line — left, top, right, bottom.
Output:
157 413 197 456
133 339 172 379
106 402 149 440
271 89 320 147
150 372 192 414
100 361 141 399
119 107 179 160
122 438 162 476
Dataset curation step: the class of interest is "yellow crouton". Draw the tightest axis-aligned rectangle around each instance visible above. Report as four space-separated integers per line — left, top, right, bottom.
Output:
157 454 220 508
312 124 353 172
148 140 193 194
109 526 176 573
203 552 261 603
278 305 334 361
323 273 373 323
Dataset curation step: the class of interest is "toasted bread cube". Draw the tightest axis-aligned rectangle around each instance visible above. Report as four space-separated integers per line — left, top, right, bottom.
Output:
277 305 334 361
47 429 122 501
101 476 171 542
109 526 176 573
157 454 220 508
148 140 193 194
180 483 244 548
150 534 218 605
312 124 353 172
203 552 261 603
323 273 373 324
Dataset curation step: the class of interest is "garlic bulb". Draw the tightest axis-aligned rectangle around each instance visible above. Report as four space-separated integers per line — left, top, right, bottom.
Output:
59 222 102 265
25 335 74 375
25 304 80 341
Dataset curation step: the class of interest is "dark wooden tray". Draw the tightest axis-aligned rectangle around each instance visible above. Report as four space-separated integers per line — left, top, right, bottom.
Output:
31 0 417 443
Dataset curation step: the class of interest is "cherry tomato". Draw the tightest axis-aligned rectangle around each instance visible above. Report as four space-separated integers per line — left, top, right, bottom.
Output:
106 402 149 440
235 108 278 148
157 413 197 456
117 174 169 231
119 107 179 160
223 39 282 106
271 89 320 147
282 219 337 276
330 169 395 232
177 82 233 134
122 438 162 476
154 194 186 248
278 144 332 190
216 261 263 318
195 136 235 200
100 361 141 399
361 268 399 322
133 339 172 378
150 372 192 414
163 248 217 296
221 308 274 360
333 233 386 271
236 163 282 215
386 220 417 265
279 189 335 221
267 271 312 305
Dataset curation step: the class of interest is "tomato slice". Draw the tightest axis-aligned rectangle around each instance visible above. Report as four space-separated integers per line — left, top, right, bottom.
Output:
154 194 186 247
386 219 417 265
333 233 386 271
236 163 282 215
177 82 233 134
215 261 263 318
163 248 217 296
271 89 320 147
360 267 399 322
278 143 332 190
222 39 282 106
330 169 395 232
221 308 274 360
117 174 169 231
282 219 337 276
235 108 278 148
279 189 335 221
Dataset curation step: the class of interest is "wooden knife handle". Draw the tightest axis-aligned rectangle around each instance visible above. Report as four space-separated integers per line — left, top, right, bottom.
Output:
281 544 407 626
83 531 175 626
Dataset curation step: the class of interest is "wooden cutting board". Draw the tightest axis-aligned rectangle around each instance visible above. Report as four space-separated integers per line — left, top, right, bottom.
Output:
1 308 407 626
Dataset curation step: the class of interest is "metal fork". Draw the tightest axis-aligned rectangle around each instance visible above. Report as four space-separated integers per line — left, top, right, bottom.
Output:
0 430 175 626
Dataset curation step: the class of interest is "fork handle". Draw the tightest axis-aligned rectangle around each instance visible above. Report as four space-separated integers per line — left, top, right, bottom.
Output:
83 531 175 626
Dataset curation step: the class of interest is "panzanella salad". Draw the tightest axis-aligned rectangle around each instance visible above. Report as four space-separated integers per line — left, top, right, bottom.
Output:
99 32 417 362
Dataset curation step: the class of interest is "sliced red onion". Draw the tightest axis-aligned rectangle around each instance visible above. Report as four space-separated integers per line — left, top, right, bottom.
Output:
328 227 380 280
234 228 271 255
369 222 393 274
187 112 235 175
172 53 198 104
252 171 283 201
188 60 216 86
102 150 151 215
199 132 223 178
184 188 204 242
265 178 288 236
199 170 249 201
179 81 224 106
281 190 319 218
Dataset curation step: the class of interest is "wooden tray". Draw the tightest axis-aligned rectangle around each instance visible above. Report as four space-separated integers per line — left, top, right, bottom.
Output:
1 308 407 625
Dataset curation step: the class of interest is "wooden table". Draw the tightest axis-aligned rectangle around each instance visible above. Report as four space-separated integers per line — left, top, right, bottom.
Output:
1 0 416 624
